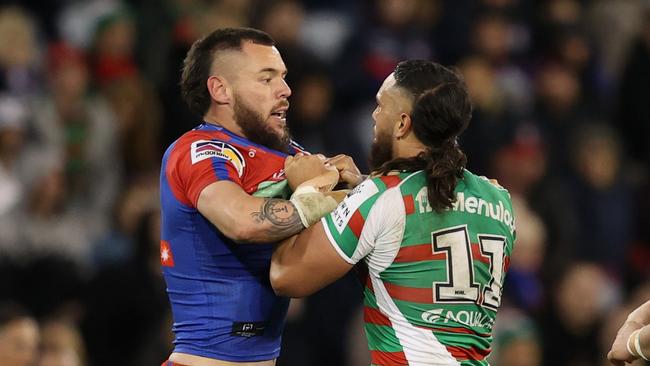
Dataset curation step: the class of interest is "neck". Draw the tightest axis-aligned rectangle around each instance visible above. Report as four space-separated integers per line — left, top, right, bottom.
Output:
394 137 427 159
204 106 245 137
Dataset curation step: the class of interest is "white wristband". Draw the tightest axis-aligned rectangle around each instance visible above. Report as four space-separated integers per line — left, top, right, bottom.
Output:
635 329 649 361
290 185 337 228
627 330 637 357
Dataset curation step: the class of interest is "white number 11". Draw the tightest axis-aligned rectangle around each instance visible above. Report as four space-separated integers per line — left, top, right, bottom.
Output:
432 225 506 310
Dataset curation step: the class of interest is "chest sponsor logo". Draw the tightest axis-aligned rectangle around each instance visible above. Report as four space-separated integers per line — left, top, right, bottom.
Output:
421 309 494 331
416 187 515 235
331 180 378 234
190 140 245 177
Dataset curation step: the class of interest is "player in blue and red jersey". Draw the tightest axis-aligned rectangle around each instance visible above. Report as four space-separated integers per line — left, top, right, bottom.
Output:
159 28 361 366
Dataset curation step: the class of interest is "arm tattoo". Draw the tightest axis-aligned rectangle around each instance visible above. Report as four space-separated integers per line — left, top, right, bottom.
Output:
251 198 305 240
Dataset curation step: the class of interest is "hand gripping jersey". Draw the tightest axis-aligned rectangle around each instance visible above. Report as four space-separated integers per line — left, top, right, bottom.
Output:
160 123 304 361
322 170 516 366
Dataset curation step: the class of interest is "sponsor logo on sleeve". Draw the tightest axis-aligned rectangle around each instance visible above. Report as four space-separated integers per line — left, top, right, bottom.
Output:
190 140 245 177
331 180 378 234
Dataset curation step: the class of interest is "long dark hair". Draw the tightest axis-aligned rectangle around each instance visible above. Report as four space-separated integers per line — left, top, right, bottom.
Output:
377 60 472 211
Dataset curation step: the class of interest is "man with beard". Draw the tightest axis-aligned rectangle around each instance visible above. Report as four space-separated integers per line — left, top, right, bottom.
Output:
271 60 517 365
160 28 359 366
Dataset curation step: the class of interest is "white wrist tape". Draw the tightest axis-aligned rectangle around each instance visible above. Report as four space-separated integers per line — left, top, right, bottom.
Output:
627 329 637 357
635 328 649 361
290 185 338 228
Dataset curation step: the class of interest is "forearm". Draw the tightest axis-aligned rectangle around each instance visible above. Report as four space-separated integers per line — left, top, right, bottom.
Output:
198 182 305 243
198 179 337 244
245 198 305 243
270 223 354 298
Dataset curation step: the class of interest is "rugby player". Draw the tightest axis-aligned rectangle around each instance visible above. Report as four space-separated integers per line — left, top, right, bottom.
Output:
271 60 516 365
159 27 356 366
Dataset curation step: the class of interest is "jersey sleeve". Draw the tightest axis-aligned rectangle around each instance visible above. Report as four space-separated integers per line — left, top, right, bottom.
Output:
174 139 247 207
321 179 404 265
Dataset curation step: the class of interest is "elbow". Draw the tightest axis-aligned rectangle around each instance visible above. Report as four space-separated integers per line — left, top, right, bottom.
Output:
269 266 292 297
270 266 307 298
226 224 258 243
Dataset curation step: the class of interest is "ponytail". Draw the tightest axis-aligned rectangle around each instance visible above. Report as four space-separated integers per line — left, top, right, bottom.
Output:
375 139 466 211
422 139 466 211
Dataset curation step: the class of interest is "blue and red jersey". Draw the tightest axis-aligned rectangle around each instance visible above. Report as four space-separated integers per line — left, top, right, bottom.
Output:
159 123 304 361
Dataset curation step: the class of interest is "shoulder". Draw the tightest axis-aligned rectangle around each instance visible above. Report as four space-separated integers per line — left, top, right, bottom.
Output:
329 172 418 231
462 169 512 202
165 129 247 176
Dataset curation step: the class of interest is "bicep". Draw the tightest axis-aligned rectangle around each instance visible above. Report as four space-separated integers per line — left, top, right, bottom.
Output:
271 222 354 297
197 180 258 239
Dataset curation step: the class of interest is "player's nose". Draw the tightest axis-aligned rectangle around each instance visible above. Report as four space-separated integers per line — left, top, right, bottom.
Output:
277 78 291 99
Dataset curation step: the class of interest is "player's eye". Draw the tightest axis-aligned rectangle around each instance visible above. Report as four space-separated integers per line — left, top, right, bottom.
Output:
261 78 272 84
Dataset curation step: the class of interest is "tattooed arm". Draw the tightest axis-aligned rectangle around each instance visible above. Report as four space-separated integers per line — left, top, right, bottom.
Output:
197 181 305 243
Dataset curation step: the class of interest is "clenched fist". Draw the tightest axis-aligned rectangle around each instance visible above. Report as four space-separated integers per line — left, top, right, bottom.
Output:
325 154 364 189
285 153 339 192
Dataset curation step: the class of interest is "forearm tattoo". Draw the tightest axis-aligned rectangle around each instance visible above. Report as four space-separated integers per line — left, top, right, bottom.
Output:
251 198 304 240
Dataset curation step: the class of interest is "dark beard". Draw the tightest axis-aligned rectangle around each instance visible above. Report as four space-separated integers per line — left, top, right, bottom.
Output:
369 128 394 171
234 95 291 153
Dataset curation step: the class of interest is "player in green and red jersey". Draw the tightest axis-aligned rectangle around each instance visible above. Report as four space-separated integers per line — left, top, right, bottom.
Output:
270 60 516 366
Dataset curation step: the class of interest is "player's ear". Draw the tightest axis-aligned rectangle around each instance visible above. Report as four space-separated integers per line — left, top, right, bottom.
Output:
395 113 412 139
207 75 232 105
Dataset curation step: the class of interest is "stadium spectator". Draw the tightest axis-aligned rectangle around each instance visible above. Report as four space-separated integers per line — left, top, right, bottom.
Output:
568 124 633 273
539 263 618 365
37 318 87 366
0 96 29 253
0 6 41 97
0 302 40 366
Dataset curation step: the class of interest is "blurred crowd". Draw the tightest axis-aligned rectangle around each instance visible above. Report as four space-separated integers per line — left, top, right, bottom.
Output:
0 0 648 365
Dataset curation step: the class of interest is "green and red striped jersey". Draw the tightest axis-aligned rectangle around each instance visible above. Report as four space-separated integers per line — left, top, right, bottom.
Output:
322 170 516 366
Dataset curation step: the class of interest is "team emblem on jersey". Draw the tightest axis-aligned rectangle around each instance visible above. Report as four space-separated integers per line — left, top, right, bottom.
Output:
191 140 245 177
160 240 175 267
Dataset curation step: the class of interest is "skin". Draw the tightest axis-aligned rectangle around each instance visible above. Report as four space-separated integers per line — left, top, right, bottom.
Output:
0 318 40 366
270 73 428 297
608 300 650 365
196 42 304 244
172 41 357 366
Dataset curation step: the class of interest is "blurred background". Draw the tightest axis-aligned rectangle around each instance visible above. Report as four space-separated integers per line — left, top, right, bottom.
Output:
0 0 648 365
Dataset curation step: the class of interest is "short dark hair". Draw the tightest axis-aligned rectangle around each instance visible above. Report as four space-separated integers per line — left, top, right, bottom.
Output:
379 60 472 211
180 27 275 117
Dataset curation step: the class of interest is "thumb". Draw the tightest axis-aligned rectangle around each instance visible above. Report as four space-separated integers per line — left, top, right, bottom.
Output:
284 155 294 168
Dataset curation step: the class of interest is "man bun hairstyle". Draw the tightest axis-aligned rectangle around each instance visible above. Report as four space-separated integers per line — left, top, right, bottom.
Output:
378 60 472 211
180 27 275 117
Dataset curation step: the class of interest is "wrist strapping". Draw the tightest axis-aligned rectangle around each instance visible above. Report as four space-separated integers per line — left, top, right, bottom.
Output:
290 185 338 228
627 329 637 357
635 328 649 361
